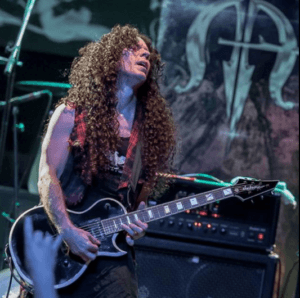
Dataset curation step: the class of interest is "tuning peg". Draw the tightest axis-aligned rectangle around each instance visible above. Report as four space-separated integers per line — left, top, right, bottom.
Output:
251 200 254 204
260 195 264 200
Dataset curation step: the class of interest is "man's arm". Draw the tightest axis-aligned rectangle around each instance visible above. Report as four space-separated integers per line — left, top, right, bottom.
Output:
38 103 74 232
37 103 100 262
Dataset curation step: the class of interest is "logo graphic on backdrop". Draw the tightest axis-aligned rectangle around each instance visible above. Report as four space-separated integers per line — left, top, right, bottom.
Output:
0 0 110 44
172 0 299 139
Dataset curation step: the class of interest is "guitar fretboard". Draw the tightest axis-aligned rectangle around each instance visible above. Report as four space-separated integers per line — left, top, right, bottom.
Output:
101 185 234 235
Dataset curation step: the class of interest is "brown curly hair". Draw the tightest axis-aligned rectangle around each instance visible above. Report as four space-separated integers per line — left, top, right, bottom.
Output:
51 24 178 195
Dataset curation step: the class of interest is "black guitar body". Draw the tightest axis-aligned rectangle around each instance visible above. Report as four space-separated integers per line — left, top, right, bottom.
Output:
9 198 128 289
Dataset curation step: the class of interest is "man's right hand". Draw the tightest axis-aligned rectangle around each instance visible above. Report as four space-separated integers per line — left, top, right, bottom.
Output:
60 225 101 263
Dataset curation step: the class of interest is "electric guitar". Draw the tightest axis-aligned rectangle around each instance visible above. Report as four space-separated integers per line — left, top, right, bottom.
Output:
8 178 278 289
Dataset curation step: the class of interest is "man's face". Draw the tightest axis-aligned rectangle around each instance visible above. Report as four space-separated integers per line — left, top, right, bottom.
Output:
118 37 151 86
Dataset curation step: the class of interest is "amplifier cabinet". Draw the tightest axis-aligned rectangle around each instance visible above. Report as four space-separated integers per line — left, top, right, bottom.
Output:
134 236 278 298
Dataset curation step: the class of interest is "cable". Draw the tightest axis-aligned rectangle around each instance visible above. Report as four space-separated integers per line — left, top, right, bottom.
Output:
5 266 13 298
182 173 224 183
280 259 299 298
4 244 34 295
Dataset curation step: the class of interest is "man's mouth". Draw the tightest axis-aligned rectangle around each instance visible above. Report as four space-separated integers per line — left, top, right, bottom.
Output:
136 61 148 71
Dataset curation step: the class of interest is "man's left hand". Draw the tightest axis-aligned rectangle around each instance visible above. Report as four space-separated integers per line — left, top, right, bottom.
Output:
121 201 148 246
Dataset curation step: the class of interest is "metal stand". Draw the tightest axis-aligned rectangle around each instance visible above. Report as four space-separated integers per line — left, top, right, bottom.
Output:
0 0 37 271
0 0 37 175
0 67 17 169
12 107 21 220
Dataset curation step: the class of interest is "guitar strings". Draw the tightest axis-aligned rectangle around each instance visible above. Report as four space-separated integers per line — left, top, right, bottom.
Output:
54 208 162 237
47 217 144 240
47 221 118 240
77 211 145 230
44 203 185 240
44 201 178 240
63 197 193 233
43 210 161 240
74 213 146 232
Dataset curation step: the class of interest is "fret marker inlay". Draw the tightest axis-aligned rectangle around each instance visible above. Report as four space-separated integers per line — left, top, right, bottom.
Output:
148 210 154 219
223 188 233 196
206 194 214 201
190 198 198 206
176 202 184 210
164 206 171 214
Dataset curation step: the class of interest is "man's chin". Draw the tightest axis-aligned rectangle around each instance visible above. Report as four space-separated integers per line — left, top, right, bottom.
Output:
133 74 147 86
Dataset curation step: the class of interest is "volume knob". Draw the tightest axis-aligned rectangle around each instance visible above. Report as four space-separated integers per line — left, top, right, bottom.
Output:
220 228 227 235
168 220 174 226
63 259 70 267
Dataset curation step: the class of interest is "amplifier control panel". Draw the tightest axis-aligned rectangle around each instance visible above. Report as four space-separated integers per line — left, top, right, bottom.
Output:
147 214 270 250
146 187 280 251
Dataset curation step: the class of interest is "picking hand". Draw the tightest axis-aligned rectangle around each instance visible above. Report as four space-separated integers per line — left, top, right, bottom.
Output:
121 201 148 246
60 225 101 263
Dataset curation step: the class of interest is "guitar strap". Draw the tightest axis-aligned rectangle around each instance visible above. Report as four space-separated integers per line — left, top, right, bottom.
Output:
127 139 152 211
130 140 142 194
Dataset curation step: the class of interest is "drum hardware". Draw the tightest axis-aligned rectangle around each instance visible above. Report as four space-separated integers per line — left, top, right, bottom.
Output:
15 81 71 98
0 56 23 67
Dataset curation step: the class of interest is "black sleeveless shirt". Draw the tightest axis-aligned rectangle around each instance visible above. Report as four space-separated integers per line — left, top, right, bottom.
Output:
59 137 130 211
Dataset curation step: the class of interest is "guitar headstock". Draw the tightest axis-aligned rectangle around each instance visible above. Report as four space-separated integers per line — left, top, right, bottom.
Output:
232 179 279 201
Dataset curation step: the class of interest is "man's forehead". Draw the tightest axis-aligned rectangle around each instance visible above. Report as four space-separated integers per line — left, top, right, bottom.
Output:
137 37 148 47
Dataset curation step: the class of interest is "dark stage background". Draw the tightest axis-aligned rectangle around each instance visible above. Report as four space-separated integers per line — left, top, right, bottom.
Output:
0 0 299 297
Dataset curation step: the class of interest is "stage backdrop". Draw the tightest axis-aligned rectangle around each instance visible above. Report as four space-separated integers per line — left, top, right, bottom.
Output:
156 0 299 296
0 0 159 56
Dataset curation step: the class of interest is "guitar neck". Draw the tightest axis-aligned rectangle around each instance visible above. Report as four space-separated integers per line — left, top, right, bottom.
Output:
101 185 234 236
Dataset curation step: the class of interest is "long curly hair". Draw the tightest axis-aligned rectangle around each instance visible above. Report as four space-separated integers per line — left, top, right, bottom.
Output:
52 24 178 196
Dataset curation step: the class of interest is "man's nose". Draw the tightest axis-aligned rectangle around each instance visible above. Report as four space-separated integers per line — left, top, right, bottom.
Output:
141 51 150 59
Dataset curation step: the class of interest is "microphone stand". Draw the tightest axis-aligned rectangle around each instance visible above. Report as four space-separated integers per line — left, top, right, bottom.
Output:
0 0 37 174
0 0 37 270
12 106 21 220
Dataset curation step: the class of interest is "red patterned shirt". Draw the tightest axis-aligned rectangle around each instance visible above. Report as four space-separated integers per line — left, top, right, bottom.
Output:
67 101 145 191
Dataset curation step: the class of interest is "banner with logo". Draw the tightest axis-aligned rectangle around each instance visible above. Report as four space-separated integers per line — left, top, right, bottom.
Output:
157 0 298 191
